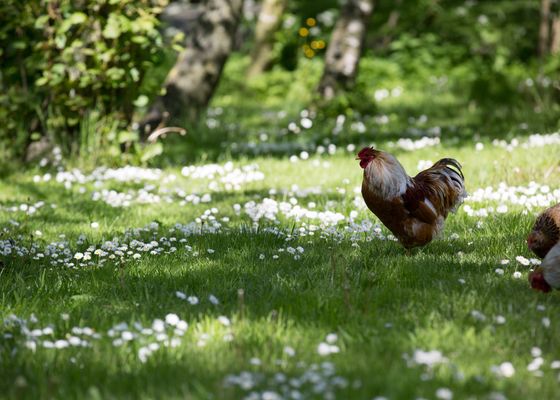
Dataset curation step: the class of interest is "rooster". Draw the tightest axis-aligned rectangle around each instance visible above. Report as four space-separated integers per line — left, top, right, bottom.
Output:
527 203 560 258
357 147 466 249
529 242 560 292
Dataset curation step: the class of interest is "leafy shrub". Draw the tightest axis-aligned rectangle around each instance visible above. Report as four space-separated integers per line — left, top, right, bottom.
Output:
0 0 174 159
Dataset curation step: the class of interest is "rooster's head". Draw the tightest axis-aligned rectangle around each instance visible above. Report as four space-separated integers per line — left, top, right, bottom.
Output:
528 267 552 293
356 147 379 169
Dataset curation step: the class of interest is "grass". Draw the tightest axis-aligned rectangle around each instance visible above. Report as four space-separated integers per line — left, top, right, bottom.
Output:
1 141 560 399
2 56 560 399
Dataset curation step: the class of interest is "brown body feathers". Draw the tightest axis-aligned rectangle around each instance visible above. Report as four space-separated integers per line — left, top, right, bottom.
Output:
357 148 466 249
527 203 560 258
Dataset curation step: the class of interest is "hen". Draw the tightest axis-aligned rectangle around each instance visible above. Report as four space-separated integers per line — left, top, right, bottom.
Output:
529 242 560 292
527 203 560 258
357 147 466 249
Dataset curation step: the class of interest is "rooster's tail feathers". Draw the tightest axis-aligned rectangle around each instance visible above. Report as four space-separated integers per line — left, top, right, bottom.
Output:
433 158 464 181
425 158 466 213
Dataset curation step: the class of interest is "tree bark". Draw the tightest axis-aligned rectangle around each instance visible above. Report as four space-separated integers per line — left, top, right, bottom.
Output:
539 0 551 57
379 0 401 49
551 13 560 54
141 0 244 134
247 0 286 78
317 0 375 100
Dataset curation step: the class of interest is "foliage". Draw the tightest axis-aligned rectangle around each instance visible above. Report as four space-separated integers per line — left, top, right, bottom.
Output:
2 0 560 166
240 0 554 126
0 0 173 159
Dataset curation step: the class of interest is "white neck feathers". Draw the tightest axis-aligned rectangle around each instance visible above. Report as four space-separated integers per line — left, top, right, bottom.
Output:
364 153 410 200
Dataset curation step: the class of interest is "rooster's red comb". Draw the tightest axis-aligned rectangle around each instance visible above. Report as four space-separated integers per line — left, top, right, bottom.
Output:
357 147 377 158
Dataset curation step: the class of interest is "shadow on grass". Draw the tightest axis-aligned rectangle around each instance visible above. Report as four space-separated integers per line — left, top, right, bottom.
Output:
157 94 560 165
2 217 560 398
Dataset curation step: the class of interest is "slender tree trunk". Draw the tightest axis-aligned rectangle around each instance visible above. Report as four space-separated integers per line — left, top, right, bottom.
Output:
317 0 374 100
140 0 244 134
550 13 560 54
247 0 286 78
539 0 551 57
380 0 401 49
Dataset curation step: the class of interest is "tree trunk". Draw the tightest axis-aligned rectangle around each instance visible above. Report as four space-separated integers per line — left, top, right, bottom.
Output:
140 0 244 134
379 0 401 49
539 0 551 57
550 13 560 54
247 0 287 78
317 0 375 100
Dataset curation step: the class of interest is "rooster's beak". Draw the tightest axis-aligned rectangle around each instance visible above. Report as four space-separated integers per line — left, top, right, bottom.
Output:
355 156 361 160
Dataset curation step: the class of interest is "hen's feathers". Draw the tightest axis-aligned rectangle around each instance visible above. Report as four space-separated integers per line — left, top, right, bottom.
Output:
534 207 560 240
540 242 560 289
529 204 560 258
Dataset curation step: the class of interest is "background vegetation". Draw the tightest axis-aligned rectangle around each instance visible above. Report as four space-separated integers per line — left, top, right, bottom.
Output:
2 1 560 399
1 0 559 167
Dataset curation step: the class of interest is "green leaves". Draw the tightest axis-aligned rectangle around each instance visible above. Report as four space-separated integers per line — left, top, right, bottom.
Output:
69 12 87 24
140 142 163 163
59 12 88 34
34 15 49 29
118 131 139 143
133 95 149 108
102 15 121 39
106 67 126 82
0 0 176 157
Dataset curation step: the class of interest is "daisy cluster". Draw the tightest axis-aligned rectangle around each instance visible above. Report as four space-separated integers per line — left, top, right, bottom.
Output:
31 161 265 208
181 162 265 191
491 346 560 379
108 314 188 363
233 126 443 160
345 135 441 155
343 218 391 245
374 87 404 102
281 109 315 136
1 201 46 215
389 136 440 151
2 312 232 364
402 348 459 390
0 232 39 257
0 220 227 269
224 334 356 400
6 163 558 269
3 199 355 269
0 210 399 273
403 349 448 368
33 166 164 186
92 187 165 208
224 362 354 400
492 132 560 152
464 182 560 217
243 198 345 228
38 146 63 168
3 313 101 353
3 313 365 398
492 256 540 278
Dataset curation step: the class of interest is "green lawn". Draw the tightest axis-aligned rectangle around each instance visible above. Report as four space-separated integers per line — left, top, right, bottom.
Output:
1 133 560 399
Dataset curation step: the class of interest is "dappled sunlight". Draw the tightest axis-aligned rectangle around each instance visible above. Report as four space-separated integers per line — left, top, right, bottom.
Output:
3 0 560 398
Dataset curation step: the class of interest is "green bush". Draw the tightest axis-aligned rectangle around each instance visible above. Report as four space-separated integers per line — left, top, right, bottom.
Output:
0 0 173 159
